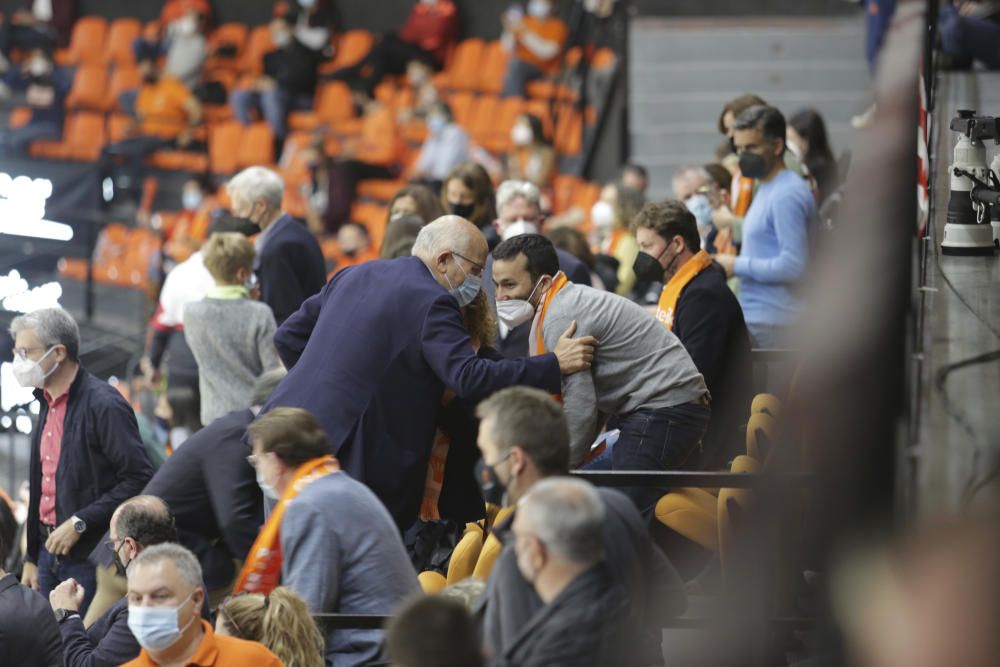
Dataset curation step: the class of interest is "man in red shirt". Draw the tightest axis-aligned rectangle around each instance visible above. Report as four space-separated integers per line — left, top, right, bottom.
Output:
328 0 457 94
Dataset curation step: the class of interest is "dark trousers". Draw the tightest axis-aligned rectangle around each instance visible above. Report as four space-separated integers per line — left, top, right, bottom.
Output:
38 541 97 618
939 3 1000 69
587 401 710 518
0 22 55 58
0 119 62 154
330 34 434 94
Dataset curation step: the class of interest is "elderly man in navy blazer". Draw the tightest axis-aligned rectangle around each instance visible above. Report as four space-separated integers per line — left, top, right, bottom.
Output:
265 215 597 528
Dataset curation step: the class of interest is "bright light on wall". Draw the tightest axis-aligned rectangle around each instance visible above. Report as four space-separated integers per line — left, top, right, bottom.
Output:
0 270 62 313
0 171 74 242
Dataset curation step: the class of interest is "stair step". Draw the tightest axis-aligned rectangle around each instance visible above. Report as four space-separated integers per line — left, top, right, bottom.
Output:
629 65 869 95
630 93 868 127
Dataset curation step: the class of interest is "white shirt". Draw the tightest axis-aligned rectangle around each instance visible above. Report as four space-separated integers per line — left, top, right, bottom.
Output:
156 251 215 327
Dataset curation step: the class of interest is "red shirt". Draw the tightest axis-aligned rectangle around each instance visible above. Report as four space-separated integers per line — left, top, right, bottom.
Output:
39 375 75 526
399 0 458 65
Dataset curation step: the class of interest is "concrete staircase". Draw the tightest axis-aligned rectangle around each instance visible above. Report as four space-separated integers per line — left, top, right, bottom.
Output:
629 15 870 199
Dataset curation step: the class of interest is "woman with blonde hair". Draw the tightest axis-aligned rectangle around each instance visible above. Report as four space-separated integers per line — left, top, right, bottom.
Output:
215 586 326 667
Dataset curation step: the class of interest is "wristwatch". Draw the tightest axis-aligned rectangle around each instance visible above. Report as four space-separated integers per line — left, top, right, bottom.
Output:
54 608 79 624
71 515 86 534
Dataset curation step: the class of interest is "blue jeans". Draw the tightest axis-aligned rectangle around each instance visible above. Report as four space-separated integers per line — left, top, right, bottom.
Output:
865 0 896 75
939 3 1000 69
596 401 710 518
37 542 97 618
747 322 790 350
502 57 544 98
0 120 62 154
231 88 312 139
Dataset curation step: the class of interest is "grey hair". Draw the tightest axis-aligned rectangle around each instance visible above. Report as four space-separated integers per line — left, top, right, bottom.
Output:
496 180 541 212
439 578 486 611
671 166 709 187
10 307 80 360
250 366 287 407
129 542 203 589
411 215 467 258
227 166 285 209
519 477 605 566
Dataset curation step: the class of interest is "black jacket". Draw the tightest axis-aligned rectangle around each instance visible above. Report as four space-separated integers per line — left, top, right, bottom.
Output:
264 40 320 97
27 368 153 563
0 573 63 667
142 409 263 586
59 597 138 667
673 264 752 469
492 563 638 667
258 214 327 326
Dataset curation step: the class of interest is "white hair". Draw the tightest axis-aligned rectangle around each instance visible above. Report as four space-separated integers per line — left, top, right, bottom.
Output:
496 180 541 212
10 308 80 360
411 215 468 258
227 166 285 209
129 542 203 589
671 166 709 187
519 478 605 565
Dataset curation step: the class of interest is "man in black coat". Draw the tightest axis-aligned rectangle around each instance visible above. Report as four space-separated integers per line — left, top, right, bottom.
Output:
632 200 753 470
0 550 62 667
227 166 326 325
12 308 153 618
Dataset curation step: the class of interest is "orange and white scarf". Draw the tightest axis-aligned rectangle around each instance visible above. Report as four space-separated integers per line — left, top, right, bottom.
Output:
656 251 713 331
233 455 341 594
528 271 570 357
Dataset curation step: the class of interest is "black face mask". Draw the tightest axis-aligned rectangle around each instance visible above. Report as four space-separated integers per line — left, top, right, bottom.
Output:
738 152 768 180
633 249 666 284
477 459 506 506
343 247 358 259
111 540 129 578
449 202 475 219
142 73 159 85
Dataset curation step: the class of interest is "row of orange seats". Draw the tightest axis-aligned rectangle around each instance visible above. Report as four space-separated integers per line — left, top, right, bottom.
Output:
58 223 161 290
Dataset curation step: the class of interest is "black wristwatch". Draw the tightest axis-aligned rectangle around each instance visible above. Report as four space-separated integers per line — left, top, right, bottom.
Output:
54 608 79 624
71 515 86 534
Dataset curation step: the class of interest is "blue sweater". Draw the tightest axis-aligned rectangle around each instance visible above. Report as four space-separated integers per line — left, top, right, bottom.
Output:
734 169 815 327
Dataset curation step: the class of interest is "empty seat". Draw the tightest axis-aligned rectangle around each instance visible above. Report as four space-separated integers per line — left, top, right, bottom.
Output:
56 16 108 67
446 523 484 585
288 81 354 132
468 95 500 146
481 96 524 153
66 65 110 112
209 121 243 174
554 105 583 156
237 122 275 169
30 112 106 161
478 41 509 96
103 18 141 69
444 38 485 91
448 91 476 128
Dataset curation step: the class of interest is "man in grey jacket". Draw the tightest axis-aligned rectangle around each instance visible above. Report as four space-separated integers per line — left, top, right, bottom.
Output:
247 407 420 667
491 234 710 515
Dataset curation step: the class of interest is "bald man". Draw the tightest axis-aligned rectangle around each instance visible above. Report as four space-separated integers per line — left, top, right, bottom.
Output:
264 216 597 528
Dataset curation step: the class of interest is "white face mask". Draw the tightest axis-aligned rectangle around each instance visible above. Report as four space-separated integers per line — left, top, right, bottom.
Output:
27 57 50 77
591 200 615 231
174 15 197 36
256 467 280 501
528 0 552 18
500 219 539 241
511 123 533 147
181 190 202 211
12 346 58 388
272 31 292 48
495 278 544 329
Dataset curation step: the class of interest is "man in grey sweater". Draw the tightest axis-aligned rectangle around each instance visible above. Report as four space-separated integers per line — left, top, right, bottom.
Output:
247 408 419 667
492 234 710 515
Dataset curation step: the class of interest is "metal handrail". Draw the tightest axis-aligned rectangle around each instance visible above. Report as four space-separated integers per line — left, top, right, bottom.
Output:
572 470 814 488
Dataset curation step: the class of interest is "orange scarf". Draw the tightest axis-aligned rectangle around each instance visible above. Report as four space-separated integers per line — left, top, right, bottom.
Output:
733 175 754 217
419 431 450 521
233 455 341 594
529 272 570 357
656 251 713 331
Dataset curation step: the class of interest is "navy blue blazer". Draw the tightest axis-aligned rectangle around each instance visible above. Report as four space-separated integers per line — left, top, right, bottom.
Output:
267 256 562 528
258 214 327 326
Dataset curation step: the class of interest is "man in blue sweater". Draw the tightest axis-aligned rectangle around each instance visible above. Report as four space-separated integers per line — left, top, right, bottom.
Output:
715 105 815 348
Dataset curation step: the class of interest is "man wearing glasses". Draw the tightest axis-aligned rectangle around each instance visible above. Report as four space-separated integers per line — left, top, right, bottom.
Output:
11 307 153 618
263 215 598 530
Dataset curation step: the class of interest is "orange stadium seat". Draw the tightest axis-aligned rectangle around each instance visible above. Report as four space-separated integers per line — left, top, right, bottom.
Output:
480 96 523 153
106 113 131 143
448 91 475 128
323 29 373 72
238 25 273 77
554 105 583 156
106 66 141 113
30 112 106 161
468 94 500 146
209 121 243 175
478 41 509 96
56 16 108 67
8 107 31 130
444 38 485 91
288 81 354 132
66 65 110 112
103 18 141 69
523 98 553 139
205 22 249 72
552 173 582 215
237 122 275 169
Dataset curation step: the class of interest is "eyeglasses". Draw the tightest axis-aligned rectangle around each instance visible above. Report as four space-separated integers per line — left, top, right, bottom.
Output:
245 454 258 468
485 450 512 469
452 251 485 277
12 346 45 361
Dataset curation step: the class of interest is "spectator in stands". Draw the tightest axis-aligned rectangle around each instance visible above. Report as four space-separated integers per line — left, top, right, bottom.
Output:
505 113 556 189
162 174 218 266
329 221 377 275
939 1 1000 70
184 233 281 425
238 408 419 667
501 0 569 98
788 107 839 205
13 308 153 617
162 9 208 91
227 166 326 325
411 101 469 190
672 165 717 246
329 0 458 93
231 15 320 146
389 183 446 223
591 182 641 297
142 369 283 606
621 162 649 195
121 543 282 667
0 0 75 69
216 586 325 667
495 478 632 666
0 536 63 667
262 216 596 529
547 226 607 290
281 0 338 55
714 105 815 348
631 200 752 470
0 48 69 154
51 496 176 667
156 385 202 449
386 595 484 667
476 386 686 664
491 235 708 509
485 180 591 360
335 92 402 209
380 213 424 259
442 162 499 246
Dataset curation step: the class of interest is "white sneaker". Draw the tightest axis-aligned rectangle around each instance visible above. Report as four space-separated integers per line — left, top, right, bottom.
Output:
851 103 877 129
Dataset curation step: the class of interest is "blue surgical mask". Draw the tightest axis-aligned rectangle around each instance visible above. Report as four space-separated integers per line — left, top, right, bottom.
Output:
181 190 202 211
127 592 196 652
685 194 714 231
427 115 447 135
445 255 482 308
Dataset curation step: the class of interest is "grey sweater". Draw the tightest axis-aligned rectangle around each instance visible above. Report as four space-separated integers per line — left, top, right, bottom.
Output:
183 297 281 425
281 472 421 667
541 283 708 465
